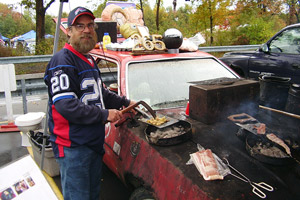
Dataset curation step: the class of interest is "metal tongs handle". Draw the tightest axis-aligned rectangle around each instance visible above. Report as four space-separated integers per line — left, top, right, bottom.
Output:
115 101 156 127
121 100 156 118
251 182 274 199
223 158 274 199
223 158 250 182
251 183 267 199
253 182 274 192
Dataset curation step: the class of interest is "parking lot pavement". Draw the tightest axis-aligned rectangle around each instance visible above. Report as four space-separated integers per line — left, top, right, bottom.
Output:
0 95 131 200
0 95 47 167
0 131 28 167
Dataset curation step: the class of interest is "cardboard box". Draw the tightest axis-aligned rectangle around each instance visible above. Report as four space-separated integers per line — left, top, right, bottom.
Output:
189 79 260 124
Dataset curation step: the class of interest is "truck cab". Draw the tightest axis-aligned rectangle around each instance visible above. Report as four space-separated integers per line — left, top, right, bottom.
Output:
220 23 300 84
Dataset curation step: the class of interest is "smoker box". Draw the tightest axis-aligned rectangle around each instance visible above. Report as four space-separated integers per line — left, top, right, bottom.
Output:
189 79 260 124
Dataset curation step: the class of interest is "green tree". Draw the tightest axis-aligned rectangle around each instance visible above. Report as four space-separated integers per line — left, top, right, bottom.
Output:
21 0 55 52
285 0 300 24
158 5 194 37
0 3 34 38
35 11 68 55
156 0 162 31
142 3 156 33
45 14 56 35
226 0 286 45
191 0 232 45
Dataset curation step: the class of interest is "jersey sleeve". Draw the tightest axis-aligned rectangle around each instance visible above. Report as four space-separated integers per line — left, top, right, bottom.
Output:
54 98 108 124
102 86 130 109
44 52 79 104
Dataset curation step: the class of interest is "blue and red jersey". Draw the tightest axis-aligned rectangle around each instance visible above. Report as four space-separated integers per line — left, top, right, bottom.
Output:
44 43 130 157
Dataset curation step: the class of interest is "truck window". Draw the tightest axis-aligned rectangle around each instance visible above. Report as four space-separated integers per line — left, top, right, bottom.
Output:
127 58 237 109
269 27 300 54
97 59 117 69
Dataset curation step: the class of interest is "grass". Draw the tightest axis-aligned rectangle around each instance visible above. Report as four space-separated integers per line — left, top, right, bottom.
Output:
15 63 48 75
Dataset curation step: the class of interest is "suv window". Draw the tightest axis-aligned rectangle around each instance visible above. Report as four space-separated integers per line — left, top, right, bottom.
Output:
269 27 300 54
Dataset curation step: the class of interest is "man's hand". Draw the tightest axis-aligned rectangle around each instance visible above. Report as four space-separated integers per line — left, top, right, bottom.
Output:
128 100 137 107
107 100 137 123
107 109 123 122
128 100 137 114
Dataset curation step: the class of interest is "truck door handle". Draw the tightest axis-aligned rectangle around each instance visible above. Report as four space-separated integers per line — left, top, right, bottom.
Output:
292 64 300 69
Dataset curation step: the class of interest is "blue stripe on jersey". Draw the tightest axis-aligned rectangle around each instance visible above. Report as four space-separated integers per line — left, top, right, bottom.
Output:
53 92 77 104
78 69 98 75
49 65 76 71
44 65 76 80
53 95 75 104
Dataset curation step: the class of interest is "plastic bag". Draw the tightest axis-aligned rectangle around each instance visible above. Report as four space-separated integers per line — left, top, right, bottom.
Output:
179 38 198 52
186 144 231 180
188 32 206 46
179 32 206 52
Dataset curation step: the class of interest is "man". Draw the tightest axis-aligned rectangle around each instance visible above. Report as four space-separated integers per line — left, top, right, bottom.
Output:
44 7 135 200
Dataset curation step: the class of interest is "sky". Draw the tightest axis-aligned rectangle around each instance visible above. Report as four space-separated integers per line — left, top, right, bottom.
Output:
0 0 192 16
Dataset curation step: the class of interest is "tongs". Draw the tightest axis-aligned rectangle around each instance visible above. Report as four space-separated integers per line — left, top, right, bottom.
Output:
223 158 274 199
115 100 155 127
120 100 156 118
227 113 263 135
119 100 179 128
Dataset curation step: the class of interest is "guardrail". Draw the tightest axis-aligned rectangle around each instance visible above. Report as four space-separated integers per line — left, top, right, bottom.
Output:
0 69 118 98
0 44 260 113
0 55 52 64
199 44 260 52
0 68 118 114
0 45 260 64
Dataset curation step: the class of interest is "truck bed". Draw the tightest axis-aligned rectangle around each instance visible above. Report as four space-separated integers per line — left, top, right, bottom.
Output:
124 107 300 199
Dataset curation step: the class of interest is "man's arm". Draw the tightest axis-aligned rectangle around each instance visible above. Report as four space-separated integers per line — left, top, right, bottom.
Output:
54 98 108 124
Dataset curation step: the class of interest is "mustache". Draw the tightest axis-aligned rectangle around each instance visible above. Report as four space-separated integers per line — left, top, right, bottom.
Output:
80 34 93 39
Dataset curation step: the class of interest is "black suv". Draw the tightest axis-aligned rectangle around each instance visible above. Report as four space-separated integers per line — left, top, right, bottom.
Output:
219 23 300 84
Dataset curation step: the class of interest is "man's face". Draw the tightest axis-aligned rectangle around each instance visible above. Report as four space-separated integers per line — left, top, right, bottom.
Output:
67 15 97 54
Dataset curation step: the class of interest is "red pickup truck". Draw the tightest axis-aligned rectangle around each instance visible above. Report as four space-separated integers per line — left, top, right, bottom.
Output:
88 48 300 200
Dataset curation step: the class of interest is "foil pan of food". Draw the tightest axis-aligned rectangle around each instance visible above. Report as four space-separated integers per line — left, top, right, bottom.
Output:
245 134 295 165
144 120 192 146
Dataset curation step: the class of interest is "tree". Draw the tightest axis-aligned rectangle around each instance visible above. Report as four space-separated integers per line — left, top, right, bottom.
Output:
191 0 232 45
173 0 177 12
21 0 55 51
156 0 161 31
0 3 34 38
142 3 156 33
160 5 194 37
44 14 56 35
139 0 145 24
226 0 286 45
285 0 300 24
